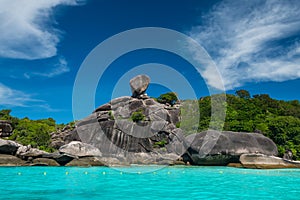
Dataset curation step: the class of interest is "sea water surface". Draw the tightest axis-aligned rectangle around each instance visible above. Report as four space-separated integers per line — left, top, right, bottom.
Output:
0 166 299 200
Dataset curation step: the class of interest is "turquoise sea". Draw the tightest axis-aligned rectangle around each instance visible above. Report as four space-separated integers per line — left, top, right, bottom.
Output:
0 166 299 200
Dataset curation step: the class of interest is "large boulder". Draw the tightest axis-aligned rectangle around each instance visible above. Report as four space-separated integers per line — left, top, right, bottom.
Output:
0 154 25 166
16 145 50 159
130 75 150 97
240 154 300 169
0 139 20 155
31 158 60 166
59 141 102 157
65 157 104 166
186 130 278 165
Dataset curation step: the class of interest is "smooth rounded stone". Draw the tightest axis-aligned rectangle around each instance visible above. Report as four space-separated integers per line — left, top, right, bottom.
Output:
130 75 150 97
16 145 49 158
0 139 20 155
186 130 278 165
59 141 102 157
240 154 300 169
65 156 104 166
0 154 25 166
31 158 60 166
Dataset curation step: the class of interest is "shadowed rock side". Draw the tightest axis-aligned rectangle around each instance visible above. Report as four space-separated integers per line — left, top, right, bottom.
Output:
186 130 278 165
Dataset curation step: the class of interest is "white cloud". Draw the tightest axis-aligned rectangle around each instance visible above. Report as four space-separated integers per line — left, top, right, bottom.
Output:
0 0 83 60
189 0 300 90
29 57 70 78
0 83 61 112
0 83 40 107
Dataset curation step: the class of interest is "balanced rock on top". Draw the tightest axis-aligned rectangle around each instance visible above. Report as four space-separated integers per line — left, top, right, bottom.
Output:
130 75 150 98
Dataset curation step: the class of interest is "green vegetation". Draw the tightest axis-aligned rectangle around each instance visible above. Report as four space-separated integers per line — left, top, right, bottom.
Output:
197 90 300 160
9 118 56 152
108 111 114 120
153 139 167 148
0 109 66 152
131 110 145 122
157 92 178 106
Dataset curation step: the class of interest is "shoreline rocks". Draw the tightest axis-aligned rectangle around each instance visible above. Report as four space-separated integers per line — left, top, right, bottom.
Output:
0 75 299 169
186 130 278 166
239 153 300 169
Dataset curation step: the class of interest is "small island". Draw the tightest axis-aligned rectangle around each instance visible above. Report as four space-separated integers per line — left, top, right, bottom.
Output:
0 75 299 169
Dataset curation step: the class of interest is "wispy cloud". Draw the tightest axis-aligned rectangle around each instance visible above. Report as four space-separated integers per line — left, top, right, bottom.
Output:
0 83 40 107
0 0 84 60
25 57 70 78
189 0 300 90
0 83 61 112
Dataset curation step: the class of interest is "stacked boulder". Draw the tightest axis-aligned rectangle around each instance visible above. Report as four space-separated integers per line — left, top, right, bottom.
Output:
74 75 186 165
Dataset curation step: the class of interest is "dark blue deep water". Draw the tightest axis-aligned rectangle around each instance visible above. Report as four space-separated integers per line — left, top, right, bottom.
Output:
0 166 299 200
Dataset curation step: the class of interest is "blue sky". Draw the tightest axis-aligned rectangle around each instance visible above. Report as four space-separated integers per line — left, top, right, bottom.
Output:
0 0 300 123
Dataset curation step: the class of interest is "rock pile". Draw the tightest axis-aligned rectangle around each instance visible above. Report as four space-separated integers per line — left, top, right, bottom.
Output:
74 75 186 165
0 74 296 168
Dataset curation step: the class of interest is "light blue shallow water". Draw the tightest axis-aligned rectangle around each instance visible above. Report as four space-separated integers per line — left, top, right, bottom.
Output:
0 166 299 200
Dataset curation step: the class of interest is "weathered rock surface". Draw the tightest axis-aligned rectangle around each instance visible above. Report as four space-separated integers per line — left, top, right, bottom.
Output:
50 125 79 149
0 139 20 155
65 156 104 166
74 94 184 165
130 75 150 97
0 154 25 166
186 130 278 165
240 154 300 169
0 120 13 137
31 158 60 166
59 141 102 157
16 145 50 159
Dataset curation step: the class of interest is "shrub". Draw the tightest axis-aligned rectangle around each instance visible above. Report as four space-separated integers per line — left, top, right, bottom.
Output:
131 110 145 122
157 92 178 106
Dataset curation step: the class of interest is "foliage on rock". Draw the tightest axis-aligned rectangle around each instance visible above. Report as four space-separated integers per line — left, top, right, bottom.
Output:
130 109 146 122
157 92 178 106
